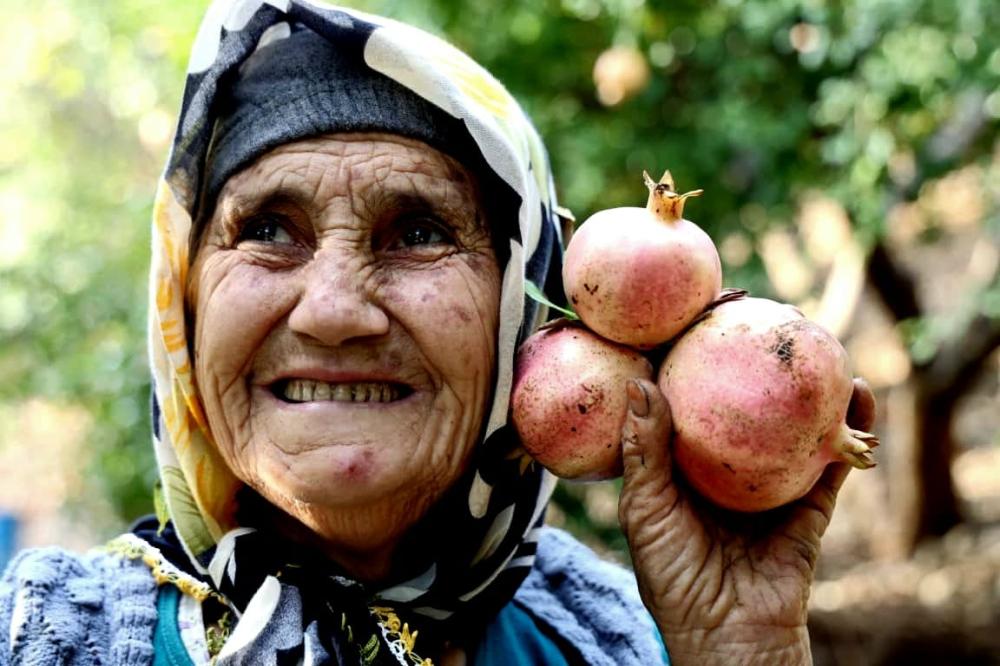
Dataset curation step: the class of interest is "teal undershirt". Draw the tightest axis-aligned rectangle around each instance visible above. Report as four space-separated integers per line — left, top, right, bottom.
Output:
472 601 570 666
153 586 196 666
153 585 668 664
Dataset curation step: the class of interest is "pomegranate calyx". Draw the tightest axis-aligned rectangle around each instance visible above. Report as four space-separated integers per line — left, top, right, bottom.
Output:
643 169 703 223
837 427 880 470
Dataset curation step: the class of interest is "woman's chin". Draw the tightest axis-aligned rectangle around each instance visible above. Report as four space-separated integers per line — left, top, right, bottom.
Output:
251 447 435 560
229 386 471 549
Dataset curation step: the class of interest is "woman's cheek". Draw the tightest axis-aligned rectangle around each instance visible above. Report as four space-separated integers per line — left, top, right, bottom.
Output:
192 259 294 468
388 262 498 371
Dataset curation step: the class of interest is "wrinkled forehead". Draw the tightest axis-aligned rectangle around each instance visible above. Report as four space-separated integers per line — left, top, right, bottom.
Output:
215 133 479 209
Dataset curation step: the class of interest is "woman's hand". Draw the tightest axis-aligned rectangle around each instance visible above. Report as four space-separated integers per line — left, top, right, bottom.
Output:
618 378 876 665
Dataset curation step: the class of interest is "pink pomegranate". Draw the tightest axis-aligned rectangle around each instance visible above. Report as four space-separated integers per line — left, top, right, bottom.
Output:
562 171 722 349
657 297 877 512
512 321 653 480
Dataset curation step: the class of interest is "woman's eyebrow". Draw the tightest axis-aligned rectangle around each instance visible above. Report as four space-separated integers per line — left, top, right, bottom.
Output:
377 190 441 211
219 179 480 231
371 186 479 222
222 188 312 216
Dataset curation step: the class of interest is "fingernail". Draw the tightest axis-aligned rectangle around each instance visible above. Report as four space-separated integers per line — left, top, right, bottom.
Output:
627 379 649 417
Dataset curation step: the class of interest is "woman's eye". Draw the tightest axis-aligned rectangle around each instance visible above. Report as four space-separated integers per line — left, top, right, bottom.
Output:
391 219 451 249
237 215 295 245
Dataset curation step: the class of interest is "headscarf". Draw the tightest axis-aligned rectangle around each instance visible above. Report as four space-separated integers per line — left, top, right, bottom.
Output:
142 0 566 663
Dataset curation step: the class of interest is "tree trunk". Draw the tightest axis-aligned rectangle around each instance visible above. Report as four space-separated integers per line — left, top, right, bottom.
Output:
861 96 997 552
912 385 962 541
865 242 1000 552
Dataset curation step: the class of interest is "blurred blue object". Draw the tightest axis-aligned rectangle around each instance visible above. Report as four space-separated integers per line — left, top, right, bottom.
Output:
0 513 19 572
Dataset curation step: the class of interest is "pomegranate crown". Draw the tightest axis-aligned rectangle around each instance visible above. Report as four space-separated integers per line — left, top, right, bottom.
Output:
643 170 703 222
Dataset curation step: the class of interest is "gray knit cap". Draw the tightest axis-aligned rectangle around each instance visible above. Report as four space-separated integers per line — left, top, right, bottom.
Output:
202 27 485 213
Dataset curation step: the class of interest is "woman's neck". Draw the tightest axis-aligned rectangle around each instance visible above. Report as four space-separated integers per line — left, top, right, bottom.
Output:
252 489 436 583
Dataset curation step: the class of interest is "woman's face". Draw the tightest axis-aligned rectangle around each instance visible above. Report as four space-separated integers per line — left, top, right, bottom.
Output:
189 133 501 556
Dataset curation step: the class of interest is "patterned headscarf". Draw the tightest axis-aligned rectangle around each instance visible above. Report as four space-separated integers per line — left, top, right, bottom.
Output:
145 0 565 663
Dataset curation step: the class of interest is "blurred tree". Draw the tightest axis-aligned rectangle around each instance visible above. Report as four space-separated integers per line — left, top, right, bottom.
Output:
0 0 202 525
1 0 997 551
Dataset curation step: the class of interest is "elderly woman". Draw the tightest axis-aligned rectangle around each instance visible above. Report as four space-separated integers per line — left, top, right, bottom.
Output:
0 2 876 665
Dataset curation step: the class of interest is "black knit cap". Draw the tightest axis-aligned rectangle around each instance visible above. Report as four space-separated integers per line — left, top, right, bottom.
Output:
202 27 490 214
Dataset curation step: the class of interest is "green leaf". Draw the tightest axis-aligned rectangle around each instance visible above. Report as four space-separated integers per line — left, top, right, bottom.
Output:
525 280 578 320
153 481 168 536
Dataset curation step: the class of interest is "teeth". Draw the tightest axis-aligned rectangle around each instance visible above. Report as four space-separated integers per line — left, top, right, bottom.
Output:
313 382 331 401
281 380 400 404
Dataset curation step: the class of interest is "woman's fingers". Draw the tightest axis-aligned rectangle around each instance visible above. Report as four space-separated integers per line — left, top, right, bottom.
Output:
620 378 673 492
783 461 852 553
618 378 693 620
846 377 876 433
619 377 697 552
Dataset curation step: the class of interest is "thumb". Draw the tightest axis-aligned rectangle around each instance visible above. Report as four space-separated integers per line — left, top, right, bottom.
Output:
620 378 674 495
846 376 877 433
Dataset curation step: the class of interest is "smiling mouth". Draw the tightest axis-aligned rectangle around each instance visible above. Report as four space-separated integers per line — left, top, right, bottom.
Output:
272 379 412 404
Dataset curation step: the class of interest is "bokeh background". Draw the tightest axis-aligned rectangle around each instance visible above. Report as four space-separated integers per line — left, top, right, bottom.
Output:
1 0 997 663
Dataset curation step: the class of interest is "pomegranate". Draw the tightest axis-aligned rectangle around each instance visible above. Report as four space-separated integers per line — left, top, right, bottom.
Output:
657 296 877 512
512 320 652 480
593 45 650 106
562 171 722 349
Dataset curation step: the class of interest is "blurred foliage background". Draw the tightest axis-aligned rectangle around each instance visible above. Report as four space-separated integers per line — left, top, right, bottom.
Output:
1 0 998 661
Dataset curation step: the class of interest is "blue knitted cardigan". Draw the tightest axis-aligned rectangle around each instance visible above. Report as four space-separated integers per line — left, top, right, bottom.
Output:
0 527 665 665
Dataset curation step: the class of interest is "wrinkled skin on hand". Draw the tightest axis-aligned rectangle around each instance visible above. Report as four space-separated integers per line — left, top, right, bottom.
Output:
618 377 877 665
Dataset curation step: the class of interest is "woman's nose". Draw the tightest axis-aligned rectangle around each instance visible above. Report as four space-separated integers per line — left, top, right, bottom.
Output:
287 256 390 346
